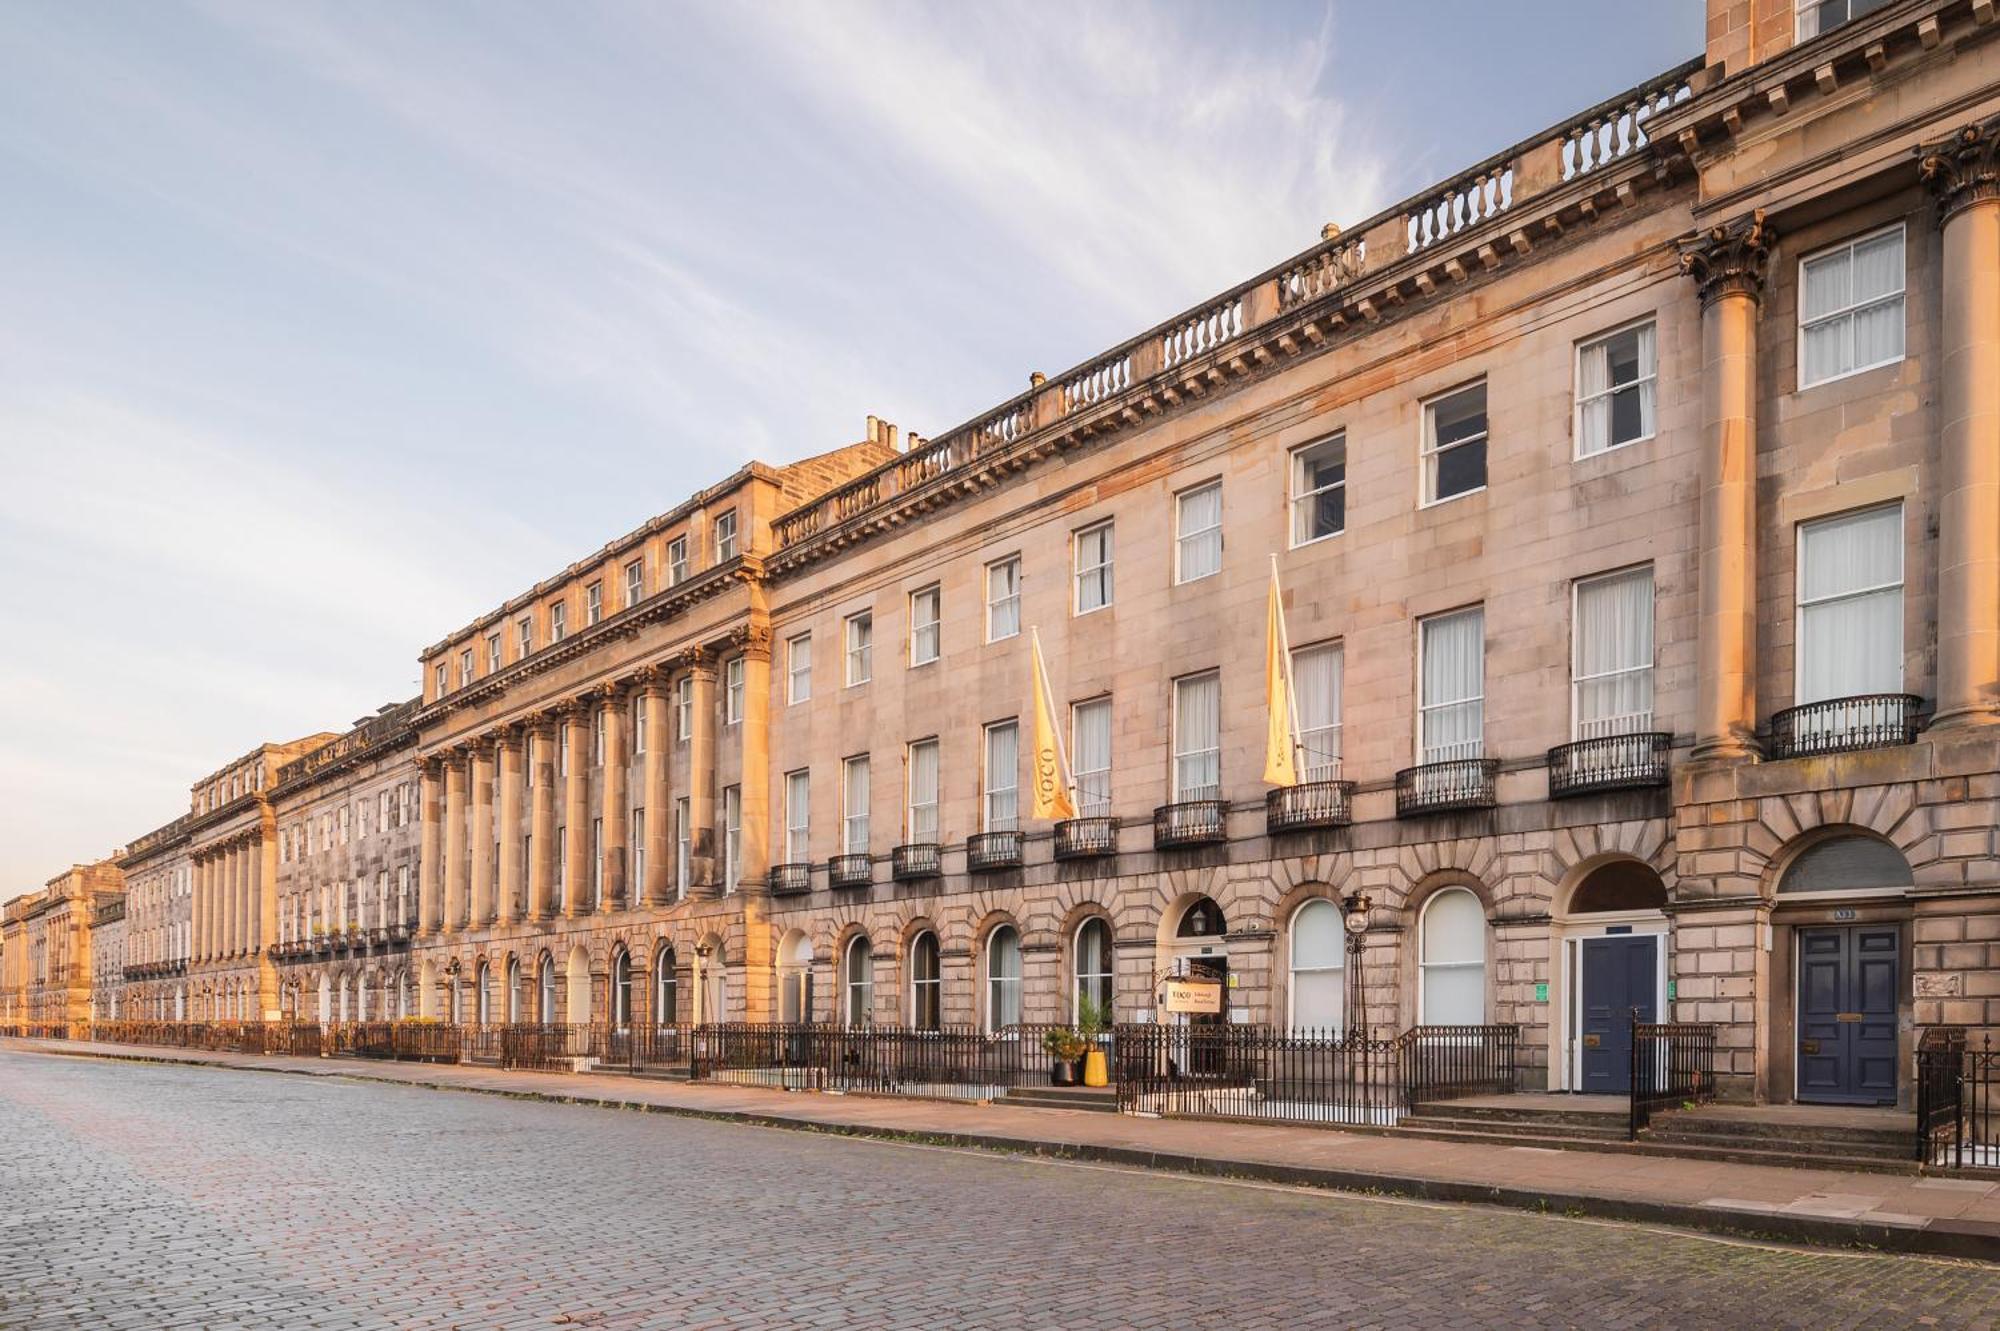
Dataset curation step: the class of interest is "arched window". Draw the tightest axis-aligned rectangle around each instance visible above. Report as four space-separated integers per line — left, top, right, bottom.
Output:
506 958 521 1023
356 975 371 1022
1569 860 1669 914
1178 897 1227 939
1419 888 1487 1025
395 970 409 1019
655 945 678 1024
910 931 941 1031
475 962 491 1026
1074 918 1113 1024
1778 835 1914 894
778 931 813 1024
538 956 556 1024
565 947 591 1025
316 973 331 1024
844 935 874 1027
1289 899 1346 1033
612 950 632 1029
986 925 1022 1033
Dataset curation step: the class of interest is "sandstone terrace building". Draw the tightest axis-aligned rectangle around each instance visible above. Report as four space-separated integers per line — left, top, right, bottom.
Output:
8 0 2000 1114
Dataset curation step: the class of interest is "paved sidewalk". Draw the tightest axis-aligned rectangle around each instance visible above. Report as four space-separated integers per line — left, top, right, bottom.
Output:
17 1036 2000 1261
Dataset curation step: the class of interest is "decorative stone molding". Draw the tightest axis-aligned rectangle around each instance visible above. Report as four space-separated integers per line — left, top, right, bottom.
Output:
1677 209 1774 306
1919 115 2000 224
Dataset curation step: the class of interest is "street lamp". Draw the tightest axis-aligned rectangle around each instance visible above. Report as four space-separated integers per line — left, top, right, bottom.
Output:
1341 891 1371 1039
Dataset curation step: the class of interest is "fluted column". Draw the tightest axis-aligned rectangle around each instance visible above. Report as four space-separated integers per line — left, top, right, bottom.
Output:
418 759 442 935
470 740 495 926
443 751 468 932
600 686 629 914
193 854 208 962
1679 211 1772 762
563 703 590 916
1923 118 2000 729
239 838 254 955
497 728 524 925
686 654 719 895
641 675 672 906
224 841 241 958
530 719 557 919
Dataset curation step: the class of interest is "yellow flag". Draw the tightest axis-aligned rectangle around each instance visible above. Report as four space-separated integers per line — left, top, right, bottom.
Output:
1264 564 1299 787
1030 630 1077 820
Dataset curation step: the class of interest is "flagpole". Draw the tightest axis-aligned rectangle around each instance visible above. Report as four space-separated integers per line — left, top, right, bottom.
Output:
1031 626 1078 804
1270 554 1307 777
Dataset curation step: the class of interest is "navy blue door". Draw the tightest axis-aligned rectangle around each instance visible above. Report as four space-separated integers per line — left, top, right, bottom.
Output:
1797 925 1899 1105
1579 935 1657 1094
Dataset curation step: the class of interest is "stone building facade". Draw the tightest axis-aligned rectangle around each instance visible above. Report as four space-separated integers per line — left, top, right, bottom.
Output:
1 860 124 1026
10 0 2000 1113
89 896 126 1021
116 815 191 1022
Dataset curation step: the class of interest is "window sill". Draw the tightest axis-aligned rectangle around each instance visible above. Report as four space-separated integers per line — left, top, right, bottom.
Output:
1173 571 1221 588
1073 602 1113 618
1572 432 1654 463
1289 529 1346 551
1418 486 1487 512
1797 354 1904 395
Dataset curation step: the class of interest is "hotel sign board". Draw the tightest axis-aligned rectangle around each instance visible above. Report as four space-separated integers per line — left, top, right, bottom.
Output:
1161 979 1224 1015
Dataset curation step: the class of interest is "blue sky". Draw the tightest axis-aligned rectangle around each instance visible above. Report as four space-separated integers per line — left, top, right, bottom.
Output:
0 1 1700 887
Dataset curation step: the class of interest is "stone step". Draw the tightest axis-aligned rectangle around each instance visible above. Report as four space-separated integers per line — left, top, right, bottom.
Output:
1389 1123 1919 1174
1646 1123 1912 1160
1406 1101 1627 1130
1647 1111 1911 1152
1002 1086 1120 1113
1394 1117 1631 1145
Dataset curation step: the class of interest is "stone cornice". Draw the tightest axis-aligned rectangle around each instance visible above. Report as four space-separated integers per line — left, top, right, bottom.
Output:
270 701 421 799
1919 113 2000 222
1677 209 1776 306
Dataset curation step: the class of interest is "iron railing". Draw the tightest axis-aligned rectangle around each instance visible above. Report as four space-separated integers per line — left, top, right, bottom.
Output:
966 831 1024 872
1153 800 1227 849
1116 1024 1402 1127
768 863 813 896
1546 732 1672 797
1394 758 1499 817
688 1022 1085 1100
1917 1026 1967 1166
1265 780 1355 833
1401 1024 1521 1104
1629 1018 1716 1139
1053 816 1118 860
828 854 873 890
1767 693 1922 760
891 843 941 881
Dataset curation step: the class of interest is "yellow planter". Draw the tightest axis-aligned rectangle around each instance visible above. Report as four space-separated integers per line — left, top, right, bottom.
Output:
1082 1048 1109 1087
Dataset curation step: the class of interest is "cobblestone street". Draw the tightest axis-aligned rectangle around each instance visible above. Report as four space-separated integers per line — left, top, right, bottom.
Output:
3 1051 1999 1329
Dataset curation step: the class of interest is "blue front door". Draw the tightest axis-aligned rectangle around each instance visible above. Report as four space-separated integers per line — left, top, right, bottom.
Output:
1797 925 1899 1105
1579 935 1658 1094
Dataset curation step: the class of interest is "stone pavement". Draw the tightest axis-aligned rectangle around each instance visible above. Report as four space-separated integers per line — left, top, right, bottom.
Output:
13 1036 2000 1260
5 1048 2000 1331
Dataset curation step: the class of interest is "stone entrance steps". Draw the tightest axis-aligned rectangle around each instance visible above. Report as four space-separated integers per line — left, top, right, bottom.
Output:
1001 1084 1120 1113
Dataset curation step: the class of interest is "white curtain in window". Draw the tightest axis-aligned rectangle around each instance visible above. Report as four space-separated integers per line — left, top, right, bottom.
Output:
1419 610 1484 762
1799 505 1903 702
1073 699 1112 814
1573 569 1654 736
1173 674 1221 798
1420 889 1487 1024
1177 485 1222 580
843 757 870 853
908 740 939 840
1292 645 1343 779
845 936 873 1027
988 562 1021 639
785 772 810 861
987 927 1022 1031
1849 230 1905 368
1578 324 1658 456
985 723 1018 831
1289 899 1345 1033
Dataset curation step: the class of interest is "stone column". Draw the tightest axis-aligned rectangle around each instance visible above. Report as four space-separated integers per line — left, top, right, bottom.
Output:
238 839 253 955
686 654 719 895
223 841 239 958
736 627 773 896
193 854 207 963
641 674 672 907
1679 211 1772 762
443 753 468 933
563 703 591 916
1923 119 2000 729
497 728 524 926
469 741 495 926
258 821 279 1017
530 718 558 919
418 760 442 935
600 686 629 913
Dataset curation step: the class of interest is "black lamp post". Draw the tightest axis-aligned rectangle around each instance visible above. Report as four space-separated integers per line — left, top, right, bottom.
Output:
1341 891 1372 1039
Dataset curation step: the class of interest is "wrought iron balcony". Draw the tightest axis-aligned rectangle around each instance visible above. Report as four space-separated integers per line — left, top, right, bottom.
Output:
1768 694 1922 760
828 853 873 890
768 863 813 897
1053 816 1118 860
1395 758 1499 817
1547 731 1672 798
1153 800 1227 849
1265 780 1355 833
966 830 1024 872
891 842 940 881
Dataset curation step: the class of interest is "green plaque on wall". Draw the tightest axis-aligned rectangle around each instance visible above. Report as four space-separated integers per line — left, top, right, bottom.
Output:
1534 982 1548 1002
1668 980 1677 1001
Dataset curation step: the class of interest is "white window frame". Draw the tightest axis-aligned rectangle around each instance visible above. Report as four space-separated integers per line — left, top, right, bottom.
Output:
1173 482 1223 584
1797 222 1906 391
1070 697 1113 816
909 585 941 666
1796 0 1889 40
1795 502 1905 703
784 770 810 863
516 617 532 658
1291 641 1344 781
723 785 741 891
1416 606 1485 764
1417 887 1488 1025
486 633 502 675
624 558 644 608
549 601 567 643
787 632 812 704
845 611 873 686
1570 566 1656 740
1420 380 1489 508
1289 434 1347 548
986 556 1021 643
724 657 744 724
906 738 940 842
713 511 738 563
676 676 693 741
1572 317 1659 459
586 581 603 626
1073 521 1114 615
842 754 870 854
458 650 473 688
983 720 1019 833
667 536 688 585
844 934 874 1028
675 797 690 897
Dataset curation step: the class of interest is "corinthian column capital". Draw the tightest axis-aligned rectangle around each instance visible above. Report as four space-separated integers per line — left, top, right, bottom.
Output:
1920 115 2000 225
1678 209 1775 308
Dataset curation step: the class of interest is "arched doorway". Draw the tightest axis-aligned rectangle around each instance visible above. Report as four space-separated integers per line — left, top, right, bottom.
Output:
654 944 678 1024
1774 832 1912 1107
778 931 813 1024
537 953 557 1023
565 945 591 1026
842 935 872 1028
316 973 331 1024
611 949 632 1030
418 959 438 1019
1555 861 1667 1094
1164 896 1230 1020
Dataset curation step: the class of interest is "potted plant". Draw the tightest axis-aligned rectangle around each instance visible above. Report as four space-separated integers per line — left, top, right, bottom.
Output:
1077 998 1111 1088
1040 1026 1088 1085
